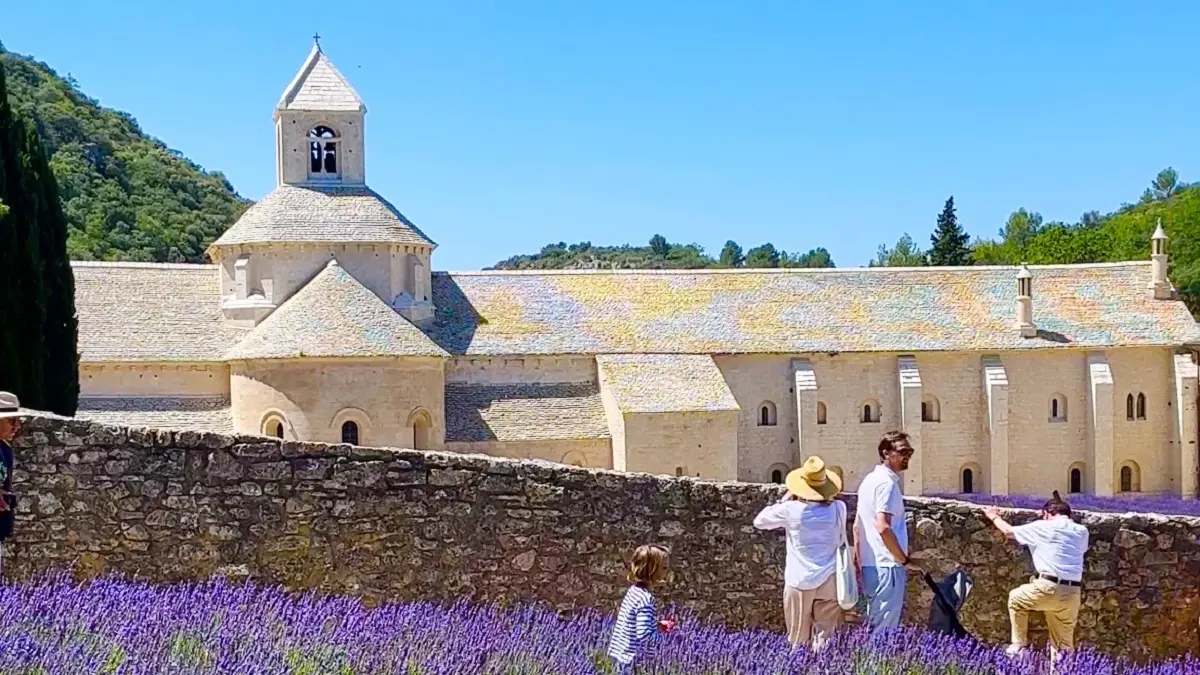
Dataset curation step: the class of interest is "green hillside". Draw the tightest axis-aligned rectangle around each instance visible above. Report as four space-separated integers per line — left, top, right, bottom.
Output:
0 43 248 263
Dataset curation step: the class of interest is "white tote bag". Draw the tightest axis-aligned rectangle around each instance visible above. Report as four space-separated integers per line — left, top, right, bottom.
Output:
834 500 859 610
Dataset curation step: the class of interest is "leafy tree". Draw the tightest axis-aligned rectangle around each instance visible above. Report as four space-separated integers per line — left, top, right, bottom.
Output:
1143 167 1181 203
744 243 781 268
928 196 971 266
871 233 927 267
718 240 744 267
649 234 670 257
783 247 835 268
0 60 77 414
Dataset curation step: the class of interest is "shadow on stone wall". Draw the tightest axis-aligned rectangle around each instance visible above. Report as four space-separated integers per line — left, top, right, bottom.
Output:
8 415 1200 660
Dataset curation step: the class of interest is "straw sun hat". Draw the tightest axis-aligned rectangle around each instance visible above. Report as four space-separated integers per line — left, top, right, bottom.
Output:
785 456 843 502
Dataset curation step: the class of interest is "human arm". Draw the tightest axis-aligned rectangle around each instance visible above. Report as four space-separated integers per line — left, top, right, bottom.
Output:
752 491 794 530
874 511 909 564
633 600 660 643
872 482 911 565
983 506 1017 539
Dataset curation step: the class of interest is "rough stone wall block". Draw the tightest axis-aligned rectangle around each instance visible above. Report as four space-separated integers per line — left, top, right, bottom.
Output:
791 358 819 467
982 356 1010 495
1088 353 1115 497
8 415 1200 661
1174 354 1198 498
898 356 923 495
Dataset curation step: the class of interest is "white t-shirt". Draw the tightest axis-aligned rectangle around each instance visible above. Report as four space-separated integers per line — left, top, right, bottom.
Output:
1012 515 1089 582
855 464 908 567
753 499 844 590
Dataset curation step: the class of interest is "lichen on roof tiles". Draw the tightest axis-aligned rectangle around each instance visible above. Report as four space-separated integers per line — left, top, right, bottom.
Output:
445 382 609 442
75 397 232 434
225 262 448 361
597 354 740 414
72 262 242 362
211 185 434 248
430 263 1200 355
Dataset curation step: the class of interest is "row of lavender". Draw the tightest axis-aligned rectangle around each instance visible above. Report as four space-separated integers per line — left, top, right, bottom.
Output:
932 492 1200 518
1 575 1196 674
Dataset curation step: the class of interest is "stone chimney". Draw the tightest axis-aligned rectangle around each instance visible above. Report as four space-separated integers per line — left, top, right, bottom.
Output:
1150 219 1172 300
1016 263 1036 338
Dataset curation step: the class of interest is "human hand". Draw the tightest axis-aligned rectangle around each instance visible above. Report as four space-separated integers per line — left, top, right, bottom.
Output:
658 618 677 633
983 506 999 522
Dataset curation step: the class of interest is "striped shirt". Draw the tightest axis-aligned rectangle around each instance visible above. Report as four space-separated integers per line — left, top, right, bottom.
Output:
608 585 658 665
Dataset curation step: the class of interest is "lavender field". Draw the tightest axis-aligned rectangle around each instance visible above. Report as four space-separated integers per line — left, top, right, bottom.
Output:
930 492 1200 518
1 575 1197 674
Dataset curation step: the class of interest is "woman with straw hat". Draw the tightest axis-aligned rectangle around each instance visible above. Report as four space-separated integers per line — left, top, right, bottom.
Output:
753 456 846 651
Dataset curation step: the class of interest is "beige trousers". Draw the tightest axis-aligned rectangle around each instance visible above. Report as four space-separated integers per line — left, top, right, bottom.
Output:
1008 577 1082 654
783 575 842 652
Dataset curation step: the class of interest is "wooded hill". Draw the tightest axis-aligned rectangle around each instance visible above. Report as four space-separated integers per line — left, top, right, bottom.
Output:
0 43 248 264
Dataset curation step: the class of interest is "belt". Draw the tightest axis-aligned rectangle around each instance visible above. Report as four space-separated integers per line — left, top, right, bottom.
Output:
1038 574 1082 587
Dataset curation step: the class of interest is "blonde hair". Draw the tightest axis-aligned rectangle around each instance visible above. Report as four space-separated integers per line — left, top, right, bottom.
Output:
627 544 670 587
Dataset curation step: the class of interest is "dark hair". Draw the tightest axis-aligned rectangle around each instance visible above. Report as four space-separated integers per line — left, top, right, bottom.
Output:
877 430 912 461
1043 490 1072 517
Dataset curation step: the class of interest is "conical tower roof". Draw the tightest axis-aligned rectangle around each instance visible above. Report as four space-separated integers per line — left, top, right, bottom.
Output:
277 42 365 113
226 260 447 361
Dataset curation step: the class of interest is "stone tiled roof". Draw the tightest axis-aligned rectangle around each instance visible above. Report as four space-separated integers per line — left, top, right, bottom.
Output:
226 261 448 361
210 185 434 248
75 397 232 433
277 45 365 112
445 383 610 442
430 263 1200 355
597 355 740 414
72 262 242 363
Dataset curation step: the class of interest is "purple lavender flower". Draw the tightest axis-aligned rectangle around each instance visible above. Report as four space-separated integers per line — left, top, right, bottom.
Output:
0 574 1194 673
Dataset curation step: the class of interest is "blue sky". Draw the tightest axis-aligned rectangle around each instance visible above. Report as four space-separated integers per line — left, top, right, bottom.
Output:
5 1 1198 270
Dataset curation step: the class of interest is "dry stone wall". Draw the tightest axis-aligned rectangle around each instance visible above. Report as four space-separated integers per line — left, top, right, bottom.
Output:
8 416 1200 660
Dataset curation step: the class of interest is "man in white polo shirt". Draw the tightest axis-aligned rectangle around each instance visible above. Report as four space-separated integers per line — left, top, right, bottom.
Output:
853 430 915 634
984 491 1089 660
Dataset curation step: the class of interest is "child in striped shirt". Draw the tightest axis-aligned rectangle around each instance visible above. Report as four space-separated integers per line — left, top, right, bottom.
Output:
607 544 676 672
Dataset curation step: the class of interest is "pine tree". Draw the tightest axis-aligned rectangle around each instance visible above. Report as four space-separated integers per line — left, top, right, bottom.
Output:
929 196 972 266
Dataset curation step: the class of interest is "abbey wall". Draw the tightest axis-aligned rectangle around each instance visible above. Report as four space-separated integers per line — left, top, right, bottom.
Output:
8 416 1200 660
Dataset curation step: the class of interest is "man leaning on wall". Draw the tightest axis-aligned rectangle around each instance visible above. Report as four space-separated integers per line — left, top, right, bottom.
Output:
0 392 23 576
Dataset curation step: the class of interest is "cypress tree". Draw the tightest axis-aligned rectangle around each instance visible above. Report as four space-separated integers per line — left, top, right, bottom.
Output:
929 196 972 266
0 59 27 404
0 59 78 414
29 119 78 415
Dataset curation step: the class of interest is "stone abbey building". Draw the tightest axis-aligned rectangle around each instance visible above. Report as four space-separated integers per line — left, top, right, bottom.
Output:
72 45 1200 499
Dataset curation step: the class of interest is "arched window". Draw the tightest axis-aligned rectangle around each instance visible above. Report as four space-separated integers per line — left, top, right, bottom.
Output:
961 467 975 494
675 467 684 477
1049 394 1067 423
860 399 881 423
1069 467 1083 494
1126 394 1135 421
261 413 288 440
1136 393 1147 420
922 395 941 423
341 421 359 446
758 401 778 427
768 463 789 485
309 125 339 175
408 409 432 451
1119 461 1141 493
816 401 827 425
561 451 586 468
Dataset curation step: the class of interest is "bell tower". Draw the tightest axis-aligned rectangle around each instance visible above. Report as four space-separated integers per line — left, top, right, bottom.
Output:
274 36 367 187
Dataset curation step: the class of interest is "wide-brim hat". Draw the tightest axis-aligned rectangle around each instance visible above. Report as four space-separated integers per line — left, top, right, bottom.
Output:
786 456 843 502
0 392 26 419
